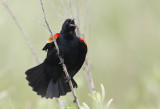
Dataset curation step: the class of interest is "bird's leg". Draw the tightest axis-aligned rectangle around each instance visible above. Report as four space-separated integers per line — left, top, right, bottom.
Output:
64 75 71 82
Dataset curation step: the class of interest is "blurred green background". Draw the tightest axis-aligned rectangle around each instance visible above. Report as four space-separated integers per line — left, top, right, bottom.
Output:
1 0 160 109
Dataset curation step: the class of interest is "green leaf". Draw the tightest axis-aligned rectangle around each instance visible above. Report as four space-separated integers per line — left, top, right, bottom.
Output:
101 83 105 102
96 92 102 103
82 102 90 109
89 93 97 104
107 98 113 108
65 104 78 109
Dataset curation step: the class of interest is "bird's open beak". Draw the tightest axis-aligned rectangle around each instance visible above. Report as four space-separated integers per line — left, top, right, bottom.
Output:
69 19 76 28
69 24 76 27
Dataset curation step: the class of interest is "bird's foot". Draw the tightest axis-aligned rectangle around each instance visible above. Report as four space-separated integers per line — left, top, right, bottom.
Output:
64 76 71 82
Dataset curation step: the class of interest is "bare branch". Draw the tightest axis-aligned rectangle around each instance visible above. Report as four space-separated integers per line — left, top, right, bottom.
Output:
56 98 65 109
2 1 65 109
79 0 95 93
75 2 81 38
84 56 95 92
2 0 41 64
39 0 81 108
83 0 91 37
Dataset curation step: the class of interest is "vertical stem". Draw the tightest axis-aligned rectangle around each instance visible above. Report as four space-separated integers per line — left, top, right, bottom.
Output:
39 0 81 108
85 57 95 92
2 0 40 64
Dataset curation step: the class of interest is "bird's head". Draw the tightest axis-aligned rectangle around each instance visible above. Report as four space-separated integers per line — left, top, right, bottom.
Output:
61 19 76 34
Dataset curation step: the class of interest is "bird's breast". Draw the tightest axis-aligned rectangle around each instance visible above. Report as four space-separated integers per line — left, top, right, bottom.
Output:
63 47 78 65
57 37 79 67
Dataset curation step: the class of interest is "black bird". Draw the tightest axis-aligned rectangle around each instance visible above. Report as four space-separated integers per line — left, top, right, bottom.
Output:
25 19 87 98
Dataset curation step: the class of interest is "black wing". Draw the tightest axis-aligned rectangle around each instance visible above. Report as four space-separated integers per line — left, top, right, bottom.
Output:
42 42 56 57
42 42 55 51
70 39 87 77
42 33 60 52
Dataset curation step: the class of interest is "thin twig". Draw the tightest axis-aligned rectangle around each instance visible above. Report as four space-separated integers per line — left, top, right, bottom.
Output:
79 0 95 93
2 0 41 64
56 98 65 109
75 2 81 37
82 0 90 38
84 56 95 92
2 1 65 109
39 0 81 109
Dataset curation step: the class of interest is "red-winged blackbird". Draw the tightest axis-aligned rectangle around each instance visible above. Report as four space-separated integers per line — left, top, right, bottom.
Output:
25 19 87 98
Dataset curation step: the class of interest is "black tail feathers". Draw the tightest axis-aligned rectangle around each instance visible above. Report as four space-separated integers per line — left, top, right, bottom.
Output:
25 63 49 97
25 63 77 98
45 76 78 98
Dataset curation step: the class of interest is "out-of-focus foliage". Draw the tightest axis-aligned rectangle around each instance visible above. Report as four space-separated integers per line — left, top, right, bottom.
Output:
1 0 160 109
66 84 113 109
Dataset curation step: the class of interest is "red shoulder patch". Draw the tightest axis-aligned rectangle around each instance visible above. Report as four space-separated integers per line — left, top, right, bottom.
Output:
54 33 60 40
47 33 60 43
79 38 87 46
